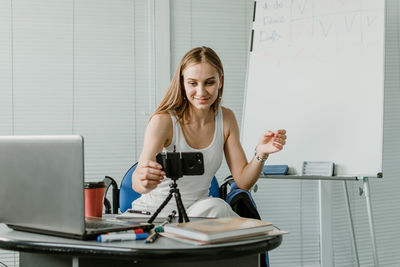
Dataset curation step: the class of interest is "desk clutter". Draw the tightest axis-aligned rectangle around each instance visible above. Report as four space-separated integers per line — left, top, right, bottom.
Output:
97 216 287 246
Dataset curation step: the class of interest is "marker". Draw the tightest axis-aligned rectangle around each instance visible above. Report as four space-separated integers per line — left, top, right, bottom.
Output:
127 209 151 215
125 229 145 234
133 228 144 234
108 229 144 234
97 232 149 243
144 232 160 244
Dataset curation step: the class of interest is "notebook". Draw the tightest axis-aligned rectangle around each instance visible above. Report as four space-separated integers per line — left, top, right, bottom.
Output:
161 227 287 246
0 135 153 240
164 217 274 242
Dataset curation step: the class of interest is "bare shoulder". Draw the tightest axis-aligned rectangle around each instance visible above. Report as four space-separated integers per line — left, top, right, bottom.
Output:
221 107 239 142
147 112 173 146
221 106 238 125
149 112 172 127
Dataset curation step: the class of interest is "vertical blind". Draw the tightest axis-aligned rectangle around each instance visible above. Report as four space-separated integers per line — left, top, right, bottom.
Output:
12 0 74 135
73 0 136 179
0 0 15 261
0 0 13 137
0 0 150 265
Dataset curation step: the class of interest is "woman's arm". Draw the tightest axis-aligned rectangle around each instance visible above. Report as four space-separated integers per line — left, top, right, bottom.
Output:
132 113 172 194
223 108 286 191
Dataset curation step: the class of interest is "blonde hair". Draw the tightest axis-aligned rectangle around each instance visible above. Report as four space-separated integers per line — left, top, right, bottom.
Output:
153 46 224 121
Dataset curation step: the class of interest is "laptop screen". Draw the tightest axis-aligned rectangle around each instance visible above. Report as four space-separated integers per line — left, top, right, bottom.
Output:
0 135 86 236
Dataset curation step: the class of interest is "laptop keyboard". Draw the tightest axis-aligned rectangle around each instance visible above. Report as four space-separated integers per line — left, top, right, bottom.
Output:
86 220 125 229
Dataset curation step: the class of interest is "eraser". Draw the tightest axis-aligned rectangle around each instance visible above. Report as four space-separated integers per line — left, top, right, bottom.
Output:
262 165 289 175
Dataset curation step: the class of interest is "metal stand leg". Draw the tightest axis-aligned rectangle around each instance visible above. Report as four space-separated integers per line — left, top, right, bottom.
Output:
148 192 173 224
174 189 189 223
147 180 189 224
343 181 360 267
72 257 79 267
319 180 333 267
363 177 379 266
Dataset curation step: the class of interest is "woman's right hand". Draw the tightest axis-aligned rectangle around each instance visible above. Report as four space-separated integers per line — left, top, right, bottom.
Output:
133 160 166 192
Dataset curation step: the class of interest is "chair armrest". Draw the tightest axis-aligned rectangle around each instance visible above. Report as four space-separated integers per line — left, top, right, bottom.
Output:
219 176 234 200
103 176 119 214
219 176 258 200
104 197 112 214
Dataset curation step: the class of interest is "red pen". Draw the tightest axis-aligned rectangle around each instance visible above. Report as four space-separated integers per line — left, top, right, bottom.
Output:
105 229 144 235
133 229 144 234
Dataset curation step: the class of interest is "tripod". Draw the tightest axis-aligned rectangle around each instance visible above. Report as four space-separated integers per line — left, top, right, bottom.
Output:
147 179 190 224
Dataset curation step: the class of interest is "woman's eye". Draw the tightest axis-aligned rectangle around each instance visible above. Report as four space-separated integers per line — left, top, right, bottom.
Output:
207 81 215 85
189 82 196 86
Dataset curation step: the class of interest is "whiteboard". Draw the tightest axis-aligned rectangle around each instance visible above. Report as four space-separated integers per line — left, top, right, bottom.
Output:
242 0 385 176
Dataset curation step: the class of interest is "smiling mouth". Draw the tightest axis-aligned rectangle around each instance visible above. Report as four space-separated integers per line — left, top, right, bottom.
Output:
194 97 210 101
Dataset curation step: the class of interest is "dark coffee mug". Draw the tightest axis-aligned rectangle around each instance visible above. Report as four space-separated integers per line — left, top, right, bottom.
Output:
84 181 106 217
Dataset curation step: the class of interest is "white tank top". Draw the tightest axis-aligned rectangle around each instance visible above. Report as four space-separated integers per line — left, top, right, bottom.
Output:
131 107 224 213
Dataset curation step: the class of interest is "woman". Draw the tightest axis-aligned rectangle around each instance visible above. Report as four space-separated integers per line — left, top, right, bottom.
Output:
131 46 287 217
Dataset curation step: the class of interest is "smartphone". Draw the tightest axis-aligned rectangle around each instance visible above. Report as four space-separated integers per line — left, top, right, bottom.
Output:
156 152 204 179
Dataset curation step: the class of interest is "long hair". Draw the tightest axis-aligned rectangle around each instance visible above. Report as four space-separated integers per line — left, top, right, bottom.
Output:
153 46 224 121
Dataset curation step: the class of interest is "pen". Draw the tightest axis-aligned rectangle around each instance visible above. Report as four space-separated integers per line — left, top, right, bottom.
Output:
127 209 151 215
97 232 149 243
107 229 144 234
144 232 160 244
133 228 144 234
145 210 176 244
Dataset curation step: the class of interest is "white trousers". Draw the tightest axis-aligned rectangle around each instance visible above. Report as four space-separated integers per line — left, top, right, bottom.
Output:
186 197 239 218
132 196 238 218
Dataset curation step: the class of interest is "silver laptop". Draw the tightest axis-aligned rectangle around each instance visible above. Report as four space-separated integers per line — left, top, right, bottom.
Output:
0 135 153 240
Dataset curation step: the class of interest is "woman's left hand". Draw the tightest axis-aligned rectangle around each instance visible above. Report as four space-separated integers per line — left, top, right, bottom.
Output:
256 129 287 157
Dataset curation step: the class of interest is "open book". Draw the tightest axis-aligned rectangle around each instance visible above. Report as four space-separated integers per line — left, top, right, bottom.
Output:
163 217 275 242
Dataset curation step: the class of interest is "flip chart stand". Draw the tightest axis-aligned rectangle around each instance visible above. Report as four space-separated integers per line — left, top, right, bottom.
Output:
259 173 380 267
343 180 360 267
362 177 379 267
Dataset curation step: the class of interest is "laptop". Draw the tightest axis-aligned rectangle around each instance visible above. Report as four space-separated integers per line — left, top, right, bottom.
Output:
0 135 153 240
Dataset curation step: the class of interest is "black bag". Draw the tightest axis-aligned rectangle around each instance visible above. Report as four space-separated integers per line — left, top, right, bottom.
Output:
229 191 261 219
221 177 269 267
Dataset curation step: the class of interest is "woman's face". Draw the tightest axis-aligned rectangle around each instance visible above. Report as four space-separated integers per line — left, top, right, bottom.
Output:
182 62 223 111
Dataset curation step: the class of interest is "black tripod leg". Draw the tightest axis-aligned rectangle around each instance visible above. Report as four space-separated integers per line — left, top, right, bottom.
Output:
147 193 173 224
174 190 190 222
174 194 183 223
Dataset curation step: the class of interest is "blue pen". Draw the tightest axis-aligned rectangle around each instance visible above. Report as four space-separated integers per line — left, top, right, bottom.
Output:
97 232 149 243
